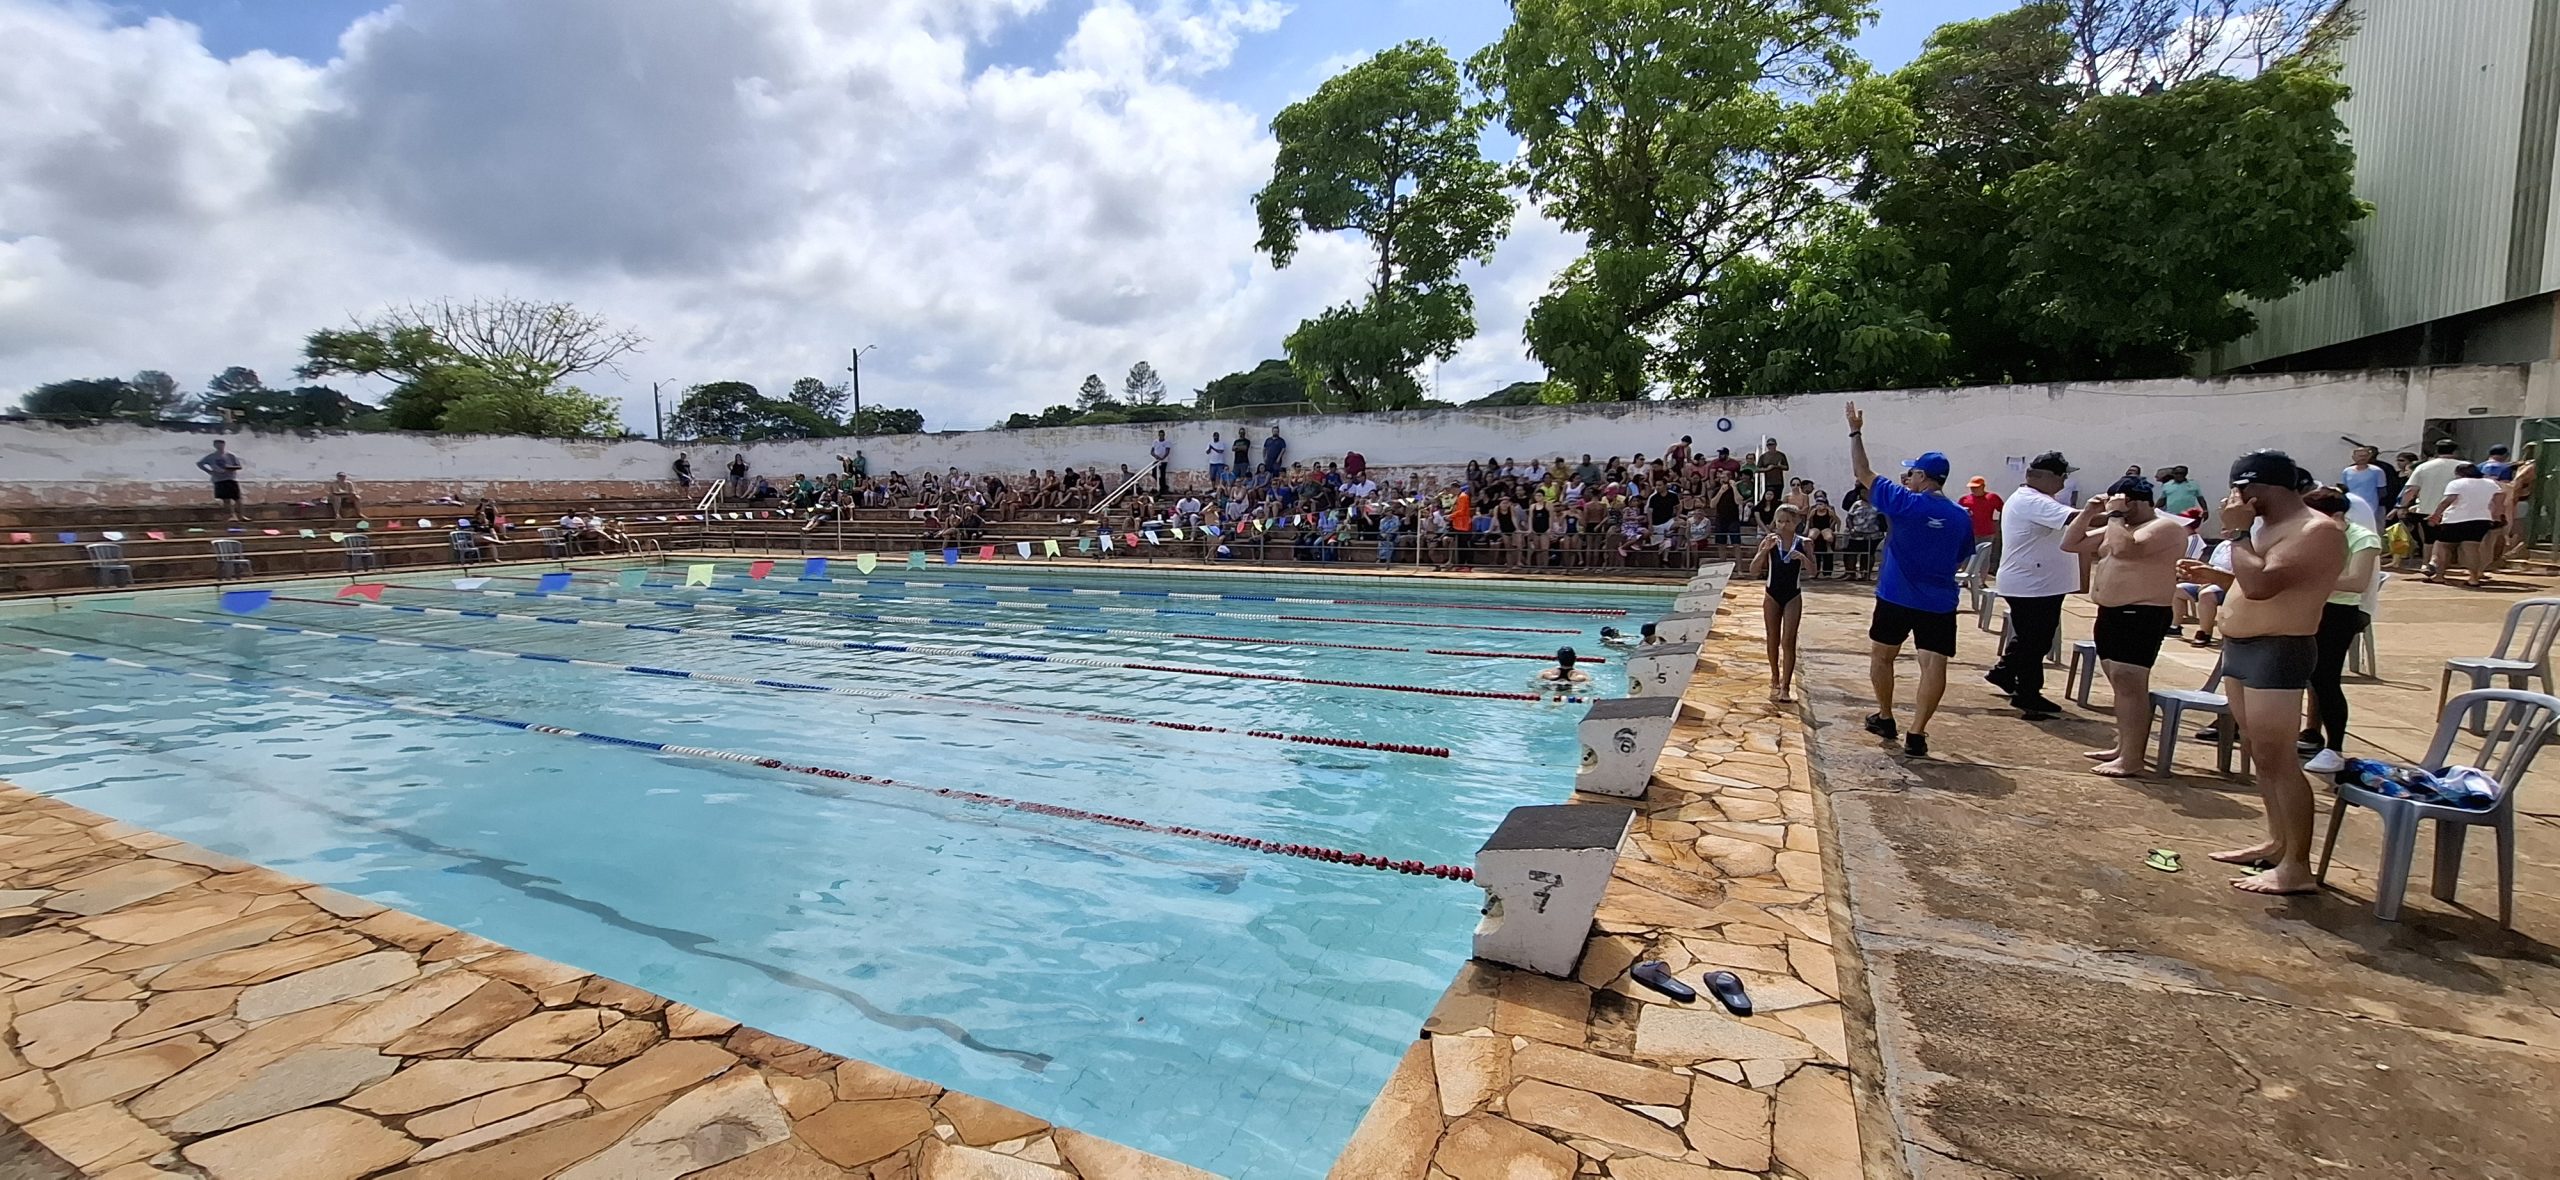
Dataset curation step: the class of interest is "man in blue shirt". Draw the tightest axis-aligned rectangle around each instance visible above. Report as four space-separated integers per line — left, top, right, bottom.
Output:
1263 427 1287 477
1847 402 1974 757
2338 445 2389 520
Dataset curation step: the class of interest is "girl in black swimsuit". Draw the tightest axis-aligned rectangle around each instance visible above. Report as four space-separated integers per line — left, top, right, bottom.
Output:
1528 500 1553 568
1751 503 1807 702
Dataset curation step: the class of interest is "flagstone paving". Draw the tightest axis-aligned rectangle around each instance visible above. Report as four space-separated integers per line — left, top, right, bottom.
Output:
1327 589 1872 1180
0 783 1215 1179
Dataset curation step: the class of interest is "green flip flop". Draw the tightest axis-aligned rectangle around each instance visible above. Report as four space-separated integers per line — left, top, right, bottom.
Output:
2145 849 2182 873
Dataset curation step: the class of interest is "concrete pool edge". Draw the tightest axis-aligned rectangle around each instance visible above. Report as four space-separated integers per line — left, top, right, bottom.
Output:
1323 586 1873 1180
0 782 1214 1179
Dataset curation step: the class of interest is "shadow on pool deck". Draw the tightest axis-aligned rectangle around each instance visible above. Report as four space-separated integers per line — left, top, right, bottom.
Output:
1790 577 2560 1179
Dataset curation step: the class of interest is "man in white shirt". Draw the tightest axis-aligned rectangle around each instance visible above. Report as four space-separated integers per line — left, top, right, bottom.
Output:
1174 493 1203 526
2395 439 2465 574
1150 431 1174 494
1204 432 1227 486
1986 451 2079 720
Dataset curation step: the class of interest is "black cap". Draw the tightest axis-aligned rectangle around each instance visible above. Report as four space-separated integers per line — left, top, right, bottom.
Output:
2229 449 2309 490
2490 444 2511 456
2108 476 2155 501
2029 451 2075 476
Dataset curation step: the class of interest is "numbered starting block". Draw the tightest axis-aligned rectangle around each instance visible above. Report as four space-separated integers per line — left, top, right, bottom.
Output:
1473 803 1638 977
1651 611 1715 646
1622 641 1700 700
1576 696 1682 798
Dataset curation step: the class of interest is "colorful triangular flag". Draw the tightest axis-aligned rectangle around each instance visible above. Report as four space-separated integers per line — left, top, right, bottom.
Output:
328 532 347 543
748 560 775 580
452 577 490 590
907 551 926 569
855 553 878 574
978 545 997 560
336 583 385 601
802 557 829 579
357 521 371 530
262 529 281 536
1016 541 1033 558
416 518 434 528
56 532 77 544
148 530 168 541
218 589 272 613
298 528 316 538
1043 539 1061 557
1170 527 1185 540
102 531 125 541
942 548 960 566
617 568 648 589
685 563 716 587
7 533 30 544
1100 533 1113 551
1076 536 1092 553
536 572 573 593
1143 530 1159 544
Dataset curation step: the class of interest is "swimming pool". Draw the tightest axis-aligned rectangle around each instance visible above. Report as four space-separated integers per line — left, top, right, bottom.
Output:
0 561 1671 1177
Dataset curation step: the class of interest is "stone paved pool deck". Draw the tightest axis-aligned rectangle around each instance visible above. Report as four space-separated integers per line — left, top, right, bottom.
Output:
0 568 1870 1179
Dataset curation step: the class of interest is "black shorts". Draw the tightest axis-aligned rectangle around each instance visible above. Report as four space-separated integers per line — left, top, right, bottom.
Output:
2221 633 2318 690
212 479 241 502
2092 604 2173 668
2435 519 2496 544
1869 598 1957 657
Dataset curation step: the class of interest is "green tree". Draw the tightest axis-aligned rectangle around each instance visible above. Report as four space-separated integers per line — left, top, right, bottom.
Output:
1123 361 1166 406
1256 40 1512 411
1474 0 1909 399
18 378 142 421
1468 380 1549 406
1196 359 1307 410
1076 374 1111 411
437 372 623 437
787 376 851 421
847 406 925 435
299 305 642 437
201 383 370 429
667 381 843 440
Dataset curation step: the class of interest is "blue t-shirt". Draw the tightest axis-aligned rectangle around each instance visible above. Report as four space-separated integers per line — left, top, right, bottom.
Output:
1869 475 1974 614
2340 464 2388 511
2480 459 2515 481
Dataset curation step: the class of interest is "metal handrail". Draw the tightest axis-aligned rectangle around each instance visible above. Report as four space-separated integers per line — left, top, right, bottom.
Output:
1085 461 1161 522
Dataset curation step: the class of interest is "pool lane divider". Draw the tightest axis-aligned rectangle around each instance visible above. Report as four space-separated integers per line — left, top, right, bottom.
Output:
419 584 1601 664
0 635 1477 882
572 568 1629 618
531 573 1587 636
294 592 1562 703
97 608 1452 759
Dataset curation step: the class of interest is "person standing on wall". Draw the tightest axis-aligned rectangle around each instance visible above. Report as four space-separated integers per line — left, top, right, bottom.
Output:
1231 431 1252 487
1754 437 1790 502
1986 452 2079 721
1150 429 1174 494
726 453 749 498
1847 403 1974 758
197 439 246 521
2065 478 2184 777
673 452 692 492
2196 451 2345 896
1263 426 1287 478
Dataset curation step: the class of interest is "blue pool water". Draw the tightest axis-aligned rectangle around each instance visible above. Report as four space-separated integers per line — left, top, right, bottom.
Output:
0 563 1670 1177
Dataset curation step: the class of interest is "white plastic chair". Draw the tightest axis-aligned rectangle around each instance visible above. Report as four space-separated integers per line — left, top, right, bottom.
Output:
84 543 133 588
540 526 568 559
2347 571 2388 678
1964 541 1997 630
2439 597 2560 731
2067 639 2100 705
2315 688 2558 924
1995 604 2066 667
2150 658 2243 776
449 530 485 563
210 538 250 579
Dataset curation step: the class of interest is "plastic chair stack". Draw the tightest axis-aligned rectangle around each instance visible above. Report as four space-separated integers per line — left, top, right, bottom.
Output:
210 538 250 580
2438 597 2560 733
83 543 133 588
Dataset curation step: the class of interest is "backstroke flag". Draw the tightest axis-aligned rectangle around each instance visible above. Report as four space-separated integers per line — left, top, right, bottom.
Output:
536 572 573 592
617 569 648 589
856 553 879 574
218 590 271 613
685 563 716 587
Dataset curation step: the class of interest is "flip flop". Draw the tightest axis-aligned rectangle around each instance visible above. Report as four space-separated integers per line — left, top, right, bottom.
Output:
1701 970 1752 1016
2145 849 2182 873
1629 961 1696 1002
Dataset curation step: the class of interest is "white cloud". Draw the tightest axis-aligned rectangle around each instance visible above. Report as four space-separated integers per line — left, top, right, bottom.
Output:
0 0 1543 431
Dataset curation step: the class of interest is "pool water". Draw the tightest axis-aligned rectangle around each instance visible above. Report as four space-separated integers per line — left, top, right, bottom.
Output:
0 563 1669 1177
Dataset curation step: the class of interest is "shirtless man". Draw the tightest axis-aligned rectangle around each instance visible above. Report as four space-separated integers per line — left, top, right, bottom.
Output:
2185 451 2346 896
2064 477 2185 777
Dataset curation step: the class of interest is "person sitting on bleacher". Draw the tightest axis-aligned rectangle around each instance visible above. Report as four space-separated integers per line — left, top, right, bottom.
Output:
330 472 366 520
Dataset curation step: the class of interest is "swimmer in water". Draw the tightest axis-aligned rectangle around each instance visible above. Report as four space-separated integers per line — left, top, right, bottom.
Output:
1599 626 1633 649
1532 646 1592 693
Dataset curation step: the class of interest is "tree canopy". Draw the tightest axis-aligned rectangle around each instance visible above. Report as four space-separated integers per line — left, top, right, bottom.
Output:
1255 40 1512 412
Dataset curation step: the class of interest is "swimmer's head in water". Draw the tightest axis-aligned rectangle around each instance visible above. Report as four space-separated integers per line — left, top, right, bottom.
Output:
1555 646 1578 670
1600 626 1622 640
1640 623 1657 639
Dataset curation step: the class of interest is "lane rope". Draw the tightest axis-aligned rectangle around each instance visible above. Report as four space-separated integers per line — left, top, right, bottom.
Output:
98 608 1451 758
419 583 1596 664
0 635 1477 883
304 593 1561 703
587 568 1628 618
535 573 1588 636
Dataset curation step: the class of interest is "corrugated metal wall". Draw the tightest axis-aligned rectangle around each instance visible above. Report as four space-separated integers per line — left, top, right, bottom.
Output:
2216 0 2543 369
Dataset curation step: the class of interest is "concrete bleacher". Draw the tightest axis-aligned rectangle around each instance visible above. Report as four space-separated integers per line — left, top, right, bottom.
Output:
1 495 1723 592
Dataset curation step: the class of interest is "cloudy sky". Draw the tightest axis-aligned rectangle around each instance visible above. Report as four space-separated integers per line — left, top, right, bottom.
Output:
0 0 1997 432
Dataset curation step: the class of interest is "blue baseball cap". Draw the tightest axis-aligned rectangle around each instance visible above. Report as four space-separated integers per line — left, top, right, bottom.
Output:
1903 452 1951 481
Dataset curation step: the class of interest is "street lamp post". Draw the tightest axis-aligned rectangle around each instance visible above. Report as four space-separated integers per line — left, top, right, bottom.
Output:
846 344 877 436
651 380 671 440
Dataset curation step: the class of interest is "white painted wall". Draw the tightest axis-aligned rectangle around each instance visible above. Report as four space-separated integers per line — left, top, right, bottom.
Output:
0 366 2528 506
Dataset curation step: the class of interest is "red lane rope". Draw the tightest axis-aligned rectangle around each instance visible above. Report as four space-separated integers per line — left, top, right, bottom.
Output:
1168 632 1409 653
750 758 1474 881
1330 598 1628 617
1122 664 1541 701
1276 614 1579 635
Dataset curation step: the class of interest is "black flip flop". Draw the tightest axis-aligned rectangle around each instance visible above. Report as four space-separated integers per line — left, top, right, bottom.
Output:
1702 970 1753 1016
1630 961 1696 1002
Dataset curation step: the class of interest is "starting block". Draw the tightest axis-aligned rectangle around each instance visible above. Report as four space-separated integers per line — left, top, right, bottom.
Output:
1473 803 1638 977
